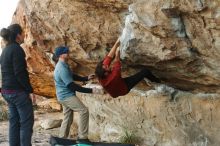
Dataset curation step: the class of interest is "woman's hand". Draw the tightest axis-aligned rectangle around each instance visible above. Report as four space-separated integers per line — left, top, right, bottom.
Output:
88 74 95 80
115 47 120 60
115 38 120 46
108 37 121 58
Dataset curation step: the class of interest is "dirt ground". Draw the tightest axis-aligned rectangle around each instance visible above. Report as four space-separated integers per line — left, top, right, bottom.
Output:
0 110 63 146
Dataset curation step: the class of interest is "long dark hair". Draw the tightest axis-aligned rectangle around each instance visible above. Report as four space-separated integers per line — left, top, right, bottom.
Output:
52 53 58 64
95 60 106 79
0 24 22 45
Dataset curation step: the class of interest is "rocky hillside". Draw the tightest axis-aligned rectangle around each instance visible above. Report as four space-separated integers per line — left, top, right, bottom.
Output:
5 0 220 145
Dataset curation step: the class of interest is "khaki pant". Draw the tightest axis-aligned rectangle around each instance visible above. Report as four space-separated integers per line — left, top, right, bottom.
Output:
58 95 89 139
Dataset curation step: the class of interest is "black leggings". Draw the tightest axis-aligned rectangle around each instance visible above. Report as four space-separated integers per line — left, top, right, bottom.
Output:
124 68 161 91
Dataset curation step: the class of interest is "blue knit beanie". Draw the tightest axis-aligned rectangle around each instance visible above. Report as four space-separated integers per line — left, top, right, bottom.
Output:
55 46 69 57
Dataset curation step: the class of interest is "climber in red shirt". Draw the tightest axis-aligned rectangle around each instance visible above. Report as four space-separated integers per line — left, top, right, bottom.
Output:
95 38 161 98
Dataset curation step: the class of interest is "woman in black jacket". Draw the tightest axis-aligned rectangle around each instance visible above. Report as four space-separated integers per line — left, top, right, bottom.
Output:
0 24 35 146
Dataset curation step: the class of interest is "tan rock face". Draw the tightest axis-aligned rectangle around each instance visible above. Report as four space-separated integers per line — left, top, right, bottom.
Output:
11 0 220 96
79 89 220 146
11 0 132 96
120 0 220 92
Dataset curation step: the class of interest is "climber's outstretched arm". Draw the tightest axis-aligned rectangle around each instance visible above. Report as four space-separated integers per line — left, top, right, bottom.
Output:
107 38 120 58
114 47 120 61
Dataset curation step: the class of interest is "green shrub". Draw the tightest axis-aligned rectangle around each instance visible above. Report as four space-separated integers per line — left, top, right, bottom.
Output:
119 130 140 144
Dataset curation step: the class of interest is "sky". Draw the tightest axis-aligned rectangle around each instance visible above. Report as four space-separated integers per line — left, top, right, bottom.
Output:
0 0 19 49
0 0 19 29
0 0 20 81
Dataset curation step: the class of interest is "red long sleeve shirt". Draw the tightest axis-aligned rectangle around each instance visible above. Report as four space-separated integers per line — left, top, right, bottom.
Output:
99 56 128 98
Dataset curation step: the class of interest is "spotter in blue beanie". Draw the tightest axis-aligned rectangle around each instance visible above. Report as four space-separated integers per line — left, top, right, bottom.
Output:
55 46 69 57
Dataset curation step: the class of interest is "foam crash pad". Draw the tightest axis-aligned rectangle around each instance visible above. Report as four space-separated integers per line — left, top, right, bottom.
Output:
50 136 135 146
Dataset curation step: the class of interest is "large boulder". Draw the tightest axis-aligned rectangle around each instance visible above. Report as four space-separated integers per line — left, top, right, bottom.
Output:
120 0 220 93
78 86 220 146
9 0 220 96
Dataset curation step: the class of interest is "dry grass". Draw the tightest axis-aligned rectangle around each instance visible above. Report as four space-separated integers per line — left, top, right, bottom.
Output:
119 129 140 145
0 98 8 121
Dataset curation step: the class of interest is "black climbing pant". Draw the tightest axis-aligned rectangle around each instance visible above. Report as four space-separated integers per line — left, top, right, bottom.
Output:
124 68 161 91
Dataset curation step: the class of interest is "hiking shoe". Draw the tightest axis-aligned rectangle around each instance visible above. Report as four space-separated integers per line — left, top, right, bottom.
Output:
76 138 92 144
